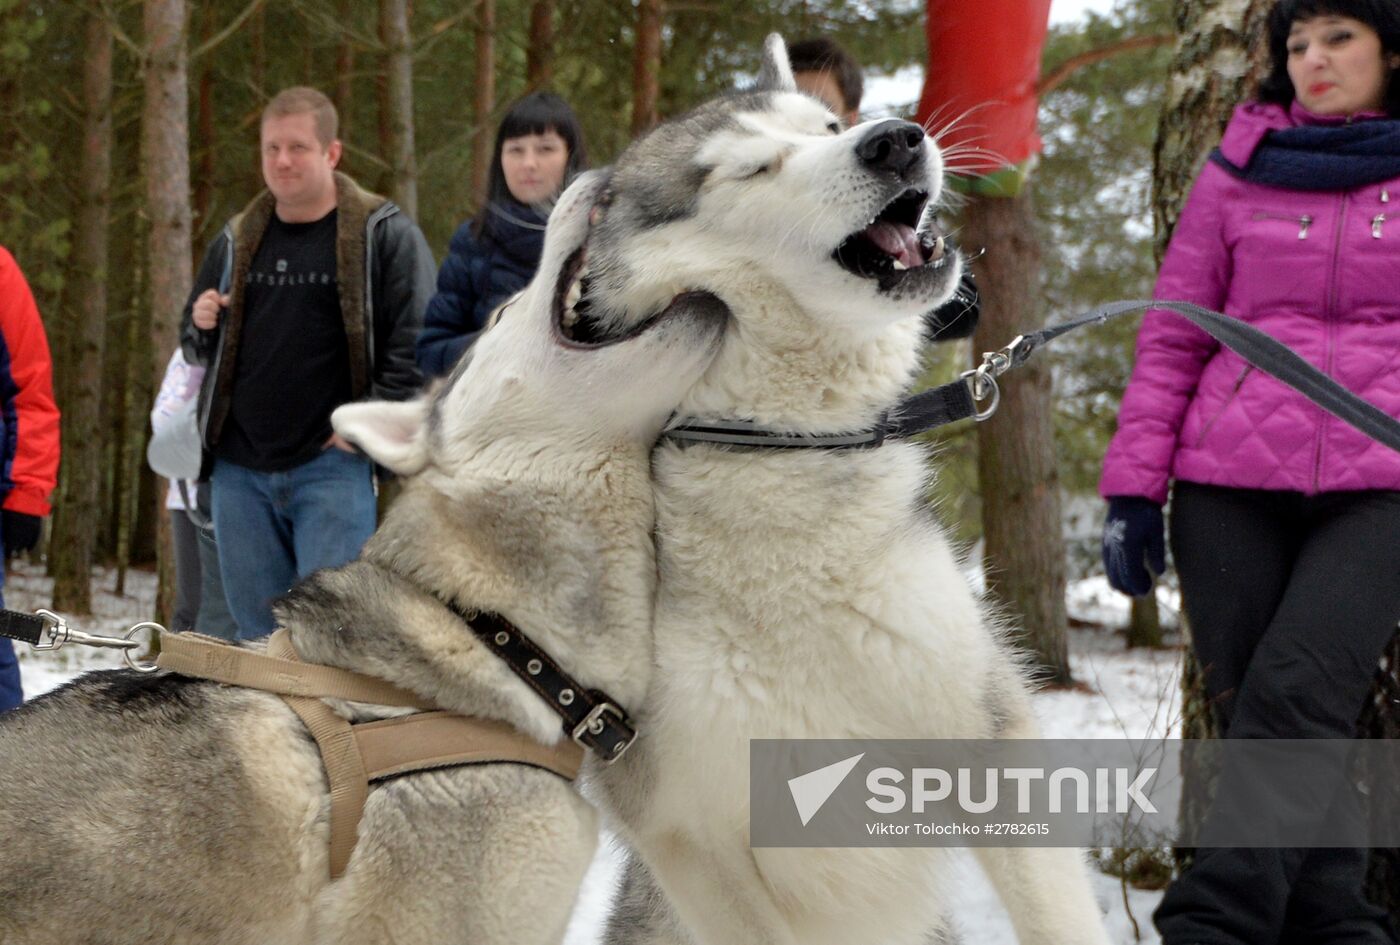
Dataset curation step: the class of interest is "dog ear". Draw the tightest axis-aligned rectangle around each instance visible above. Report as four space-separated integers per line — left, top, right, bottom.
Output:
756 34 796 93
331 398 431 475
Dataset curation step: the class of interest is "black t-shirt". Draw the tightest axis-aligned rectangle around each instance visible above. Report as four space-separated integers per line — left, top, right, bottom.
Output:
214 209 353 471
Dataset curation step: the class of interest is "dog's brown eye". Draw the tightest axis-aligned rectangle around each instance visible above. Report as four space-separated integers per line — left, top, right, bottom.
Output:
826 121 841 134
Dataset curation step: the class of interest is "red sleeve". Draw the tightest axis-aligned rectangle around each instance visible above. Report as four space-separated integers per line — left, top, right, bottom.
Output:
0 247 60 516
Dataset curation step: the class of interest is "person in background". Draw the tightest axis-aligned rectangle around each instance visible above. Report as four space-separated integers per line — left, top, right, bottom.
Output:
789 36 979 341
181 86 433 640
415 92 588 378
789 36 864 128
0 246 60 712
1099 2 1400 942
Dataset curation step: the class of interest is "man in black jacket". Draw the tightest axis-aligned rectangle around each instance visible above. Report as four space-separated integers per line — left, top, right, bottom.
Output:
181 86 433 640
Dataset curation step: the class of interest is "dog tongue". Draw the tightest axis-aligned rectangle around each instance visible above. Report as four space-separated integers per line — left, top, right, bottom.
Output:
865 220 923 268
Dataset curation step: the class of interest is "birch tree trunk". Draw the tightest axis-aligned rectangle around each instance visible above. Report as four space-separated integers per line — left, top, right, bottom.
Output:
470 0 495 210
526 0 554 91
966 189 1071 685
379 0 417 218
142 0 191 623
50 10 113 615
631 0 662 135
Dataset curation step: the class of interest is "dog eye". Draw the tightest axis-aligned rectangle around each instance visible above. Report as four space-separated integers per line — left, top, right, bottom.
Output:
825 121 841 134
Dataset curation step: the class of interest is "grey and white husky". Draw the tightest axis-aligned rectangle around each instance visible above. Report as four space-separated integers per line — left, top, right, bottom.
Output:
575 37 1114 945
0 172 726 945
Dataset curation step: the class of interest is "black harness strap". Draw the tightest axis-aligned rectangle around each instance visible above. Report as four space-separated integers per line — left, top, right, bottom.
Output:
663 299 1400 454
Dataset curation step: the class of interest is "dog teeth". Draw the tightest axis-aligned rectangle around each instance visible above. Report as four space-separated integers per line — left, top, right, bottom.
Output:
891 260 908 271
565 279 582 310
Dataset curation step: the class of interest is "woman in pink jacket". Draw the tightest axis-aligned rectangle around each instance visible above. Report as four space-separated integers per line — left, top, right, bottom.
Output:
1099 2 1400 942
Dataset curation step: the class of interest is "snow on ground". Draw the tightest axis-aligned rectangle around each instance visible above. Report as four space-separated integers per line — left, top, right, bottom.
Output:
13 561 1179 944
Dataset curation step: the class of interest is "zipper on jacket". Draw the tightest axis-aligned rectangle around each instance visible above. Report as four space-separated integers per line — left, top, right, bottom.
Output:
1251 211 1313 239
1373 213 1386 239
1194 365 1254 447
1314 192 1348 490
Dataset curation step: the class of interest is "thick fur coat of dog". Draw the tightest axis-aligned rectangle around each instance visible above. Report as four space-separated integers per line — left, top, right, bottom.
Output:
577 37 1114 945
0 173 726 945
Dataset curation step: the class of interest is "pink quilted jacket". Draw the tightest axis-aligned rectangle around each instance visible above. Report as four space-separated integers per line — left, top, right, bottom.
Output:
1100 101 1400 504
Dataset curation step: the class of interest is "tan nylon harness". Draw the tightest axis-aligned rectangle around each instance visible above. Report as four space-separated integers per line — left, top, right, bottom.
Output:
155 630 584 879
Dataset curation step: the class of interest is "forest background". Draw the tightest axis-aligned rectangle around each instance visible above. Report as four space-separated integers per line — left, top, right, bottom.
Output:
5 0 1399 910
0 0 1172 630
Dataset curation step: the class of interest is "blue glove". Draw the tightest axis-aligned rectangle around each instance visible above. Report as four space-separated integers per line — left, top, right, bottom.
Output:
1102 497 1165 597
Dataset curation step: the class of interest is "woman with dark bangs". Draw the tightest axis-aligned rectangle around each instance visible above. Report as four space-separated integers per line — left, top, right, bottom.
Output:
1099 1 1400 942
416 92 588 377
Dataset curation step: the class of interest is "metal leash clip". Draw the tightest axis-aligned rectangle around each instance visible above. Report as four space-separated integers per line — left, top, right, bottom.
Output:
959 334 1030 422
31 609 164 673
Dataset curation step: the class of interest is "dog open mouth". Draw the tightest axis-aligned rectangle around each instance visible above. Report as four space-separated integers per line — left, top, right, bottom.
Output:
553 246 727 348
832 188 947 288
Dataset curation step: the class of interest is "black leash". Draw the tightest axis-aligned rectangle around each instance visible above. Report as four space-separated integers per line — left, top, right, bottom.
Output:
663 299 1400 454
0 609 47 646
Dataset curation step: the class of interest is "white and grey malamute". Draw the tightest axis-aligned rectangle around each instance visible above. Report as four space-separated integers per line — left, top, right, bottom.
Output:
574 37 1114 945
0 174 727 945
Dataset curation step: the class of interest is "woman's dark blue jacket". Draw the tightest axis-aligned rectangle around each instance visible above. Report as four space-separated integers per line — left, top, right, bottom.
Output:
415 200 547 377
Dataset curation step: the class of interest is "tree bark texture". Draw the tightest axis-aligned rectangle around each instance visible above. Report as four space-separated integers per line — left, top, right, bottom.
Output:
631 0 662 136
50 11 113 615
1152 0 1271 255
379 0 417 218
193 4 215 258
965 190 1071 685
141 0 192 623
470 0 496 210
526 0 554 91
335 0 356 160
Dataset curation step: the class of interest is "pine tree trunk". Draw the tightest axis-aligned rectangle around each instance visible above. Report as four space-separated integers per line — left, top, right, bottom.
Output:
141 0 191 623
631 0 662 135
965 189 1071 685
192 4 215 260
50 11 113 616
470 0 495 210
525 0 554 91
335 0 355 163
379 0 417 218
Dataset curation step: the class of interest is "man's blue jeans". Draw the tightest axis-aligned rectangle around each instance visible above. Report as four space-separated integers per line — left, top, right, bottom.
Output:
211 448 376 640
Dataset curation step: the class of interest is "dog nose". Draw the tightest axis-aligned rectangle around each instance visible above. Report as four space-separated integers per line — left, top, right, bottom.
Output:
855 120 926 177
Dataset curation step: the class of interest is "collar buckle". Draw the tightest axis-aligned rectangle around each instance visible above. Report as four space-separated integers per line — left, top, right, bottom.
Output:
572 701 633 763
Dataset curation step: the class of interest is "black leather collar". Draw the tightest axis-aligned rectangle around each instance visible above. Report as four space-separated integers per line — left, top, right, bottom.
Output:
447 604 636 763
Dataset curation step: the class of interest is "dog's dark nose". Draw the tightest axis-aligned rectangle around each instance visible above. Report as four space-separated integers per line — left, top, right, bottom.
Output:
855 120 926 177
